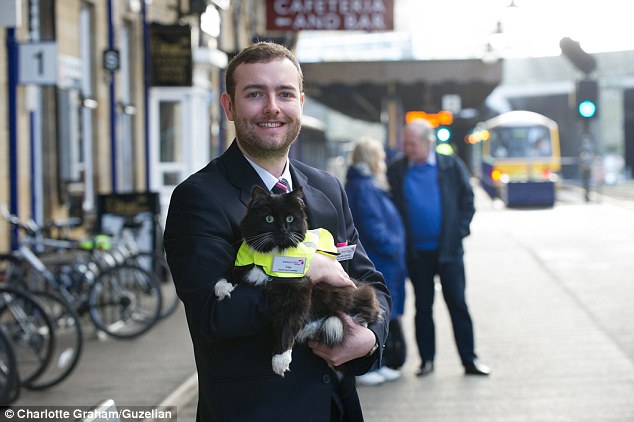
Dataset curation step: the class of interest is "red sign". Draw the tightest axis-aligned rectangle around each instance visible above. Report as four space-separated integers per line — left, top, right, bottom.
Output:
266 0 394 31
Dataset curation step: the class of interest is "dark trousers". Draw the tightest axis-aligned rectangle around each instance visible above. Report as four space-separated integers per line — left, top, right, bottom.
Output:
407 249 476 364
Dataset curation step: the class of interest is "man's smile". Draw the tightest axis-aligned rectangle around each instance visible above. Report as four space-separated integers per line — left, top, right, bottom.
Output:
258 122 284 128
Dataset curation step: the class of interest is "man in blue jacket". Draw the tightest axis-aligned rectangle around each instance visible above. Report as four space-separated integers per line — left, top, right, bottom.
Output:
387 120 490 377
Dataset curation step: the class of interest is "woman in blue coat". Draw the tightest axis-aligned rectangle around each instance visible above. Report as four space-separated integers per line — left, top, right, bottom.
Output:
345 137 408 386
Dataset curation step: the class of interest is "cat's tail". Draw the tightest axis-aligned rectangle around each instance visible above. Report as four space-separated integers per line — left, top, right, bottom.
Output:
297 316 345 347
351 284 383 326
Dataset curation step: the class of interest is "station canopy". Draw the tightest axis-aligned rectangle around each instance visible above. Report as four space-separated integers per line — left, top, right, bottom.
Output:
300 59 503 122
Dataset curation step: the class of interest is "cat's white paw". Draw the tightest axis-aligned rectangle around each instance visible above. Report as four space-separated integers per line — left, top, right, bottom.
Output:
214 279 235 300
272 350 293 376
246 266 270 286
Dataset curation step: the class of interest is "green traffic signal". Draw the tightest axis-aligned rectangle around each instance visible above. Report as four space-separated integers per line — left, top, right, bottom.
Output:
575 79 598 119
578 100 597 118
436 127 451 142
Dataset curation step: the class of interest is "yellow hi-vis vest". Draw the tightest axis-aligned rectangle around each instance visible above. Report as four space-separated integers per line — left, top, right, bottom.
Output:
234 228 339 278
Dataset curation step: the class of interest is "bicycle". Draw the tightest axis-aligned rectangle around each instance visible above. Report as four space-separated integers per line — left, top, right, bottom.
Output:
1 207 163 342
1 250 83 390
106 216 179 319
43 211 179 320
0 285 55 390
125 250 179 319
0 324 20 406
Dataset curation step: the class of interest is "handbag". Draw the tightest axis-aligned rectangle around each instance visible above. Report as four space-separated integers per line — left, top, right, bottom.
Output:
383 318 406 369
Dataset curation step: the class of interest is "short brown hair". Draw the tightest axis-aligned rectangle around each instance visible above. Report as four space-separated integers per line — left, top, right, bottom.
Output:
225 41 304 100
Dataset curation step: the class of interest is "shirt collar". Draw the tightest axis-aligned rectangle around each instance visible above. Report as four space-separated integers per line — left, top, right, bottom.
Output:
427 151 437 166
243 155 293 191
409 151 436 168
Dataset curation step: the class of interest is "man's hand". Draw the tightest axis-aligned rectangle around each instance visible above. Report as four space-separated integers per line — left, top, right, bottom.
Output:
306 253 356 288
308 314 377 367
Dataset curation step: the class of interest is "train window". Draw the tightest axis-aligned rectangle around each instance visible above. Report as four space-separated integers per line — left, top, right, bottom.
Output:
489 126 551 159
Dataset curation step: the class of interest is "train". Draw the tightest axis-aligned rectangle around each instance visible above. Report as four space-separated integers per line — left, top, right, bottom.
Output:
470 111 561 207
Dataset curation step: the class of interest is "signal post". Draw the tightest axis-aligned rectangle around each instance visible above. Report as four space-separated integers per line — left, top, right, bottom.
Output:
560 37 599 201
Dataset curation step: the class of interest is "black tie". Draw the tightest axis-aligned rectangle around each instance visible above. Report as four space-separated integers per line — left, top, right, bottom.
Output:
271 178 290 194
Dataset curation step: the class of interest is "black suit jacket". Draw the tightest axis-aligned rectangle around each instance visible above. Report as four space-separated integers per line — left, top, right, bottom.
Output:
164 141 390 422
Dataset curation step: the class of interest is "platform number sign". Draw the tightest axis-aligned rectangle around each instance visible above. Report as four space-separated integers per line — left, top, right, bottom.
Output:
18 42 58 85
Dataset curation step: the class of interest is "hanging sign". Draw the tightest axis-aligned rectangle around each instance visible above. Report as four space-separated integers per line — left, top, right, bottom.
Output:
149 23 192 87
266 0 394 31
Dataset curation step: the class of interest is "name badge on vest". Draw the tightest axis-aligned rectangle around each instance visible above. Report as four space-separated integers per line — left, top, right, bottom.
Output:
336 244 356 262
272 256 307 274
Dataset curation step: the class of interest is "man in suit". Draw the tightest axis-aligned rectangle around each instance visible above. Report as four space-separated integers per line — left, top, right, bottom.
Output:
164 42 390 422
387 120 490 377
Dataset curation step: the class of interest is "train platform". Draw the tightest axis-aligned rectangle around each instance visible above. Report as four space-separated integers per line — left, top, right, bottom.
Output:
9 181 634 421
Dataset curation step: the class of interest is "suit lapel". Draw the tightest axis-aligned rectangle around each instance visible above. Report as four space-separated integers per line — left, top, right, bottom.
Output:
290 164 339 234
221 141 268 205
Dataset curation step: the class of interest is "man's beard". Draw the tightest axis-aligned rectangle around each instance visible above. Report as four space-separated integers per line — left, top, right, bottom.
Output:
235 117 302 160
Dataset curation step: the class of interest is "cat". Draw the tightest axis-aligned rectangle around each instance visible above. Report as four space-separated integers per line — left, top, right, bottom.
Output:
214 185 382 377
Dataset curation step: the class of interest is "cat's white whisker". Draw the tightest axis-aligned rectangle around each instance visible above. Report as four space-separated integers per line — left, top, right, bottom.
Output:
288 233 304 245
244 233 271 250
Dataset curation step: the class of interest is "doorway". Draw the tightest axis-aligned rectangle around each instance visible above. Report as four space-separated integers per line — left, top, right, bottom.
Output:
149 87 210 224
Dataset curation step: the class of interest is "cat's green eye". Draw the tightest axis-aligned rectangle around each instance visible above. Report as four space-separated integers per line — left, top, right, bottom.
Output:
266 215 274 223
285 215 294 223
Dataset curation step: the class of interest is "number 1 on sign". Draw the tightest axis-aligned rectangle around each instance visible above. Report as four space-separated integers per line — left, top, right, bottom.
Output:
18 42 58 85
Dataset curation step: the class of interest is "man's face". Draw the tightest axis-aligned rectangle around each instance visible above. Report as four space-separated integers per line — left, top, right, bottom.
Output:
403 126 432 164
221 59 304 160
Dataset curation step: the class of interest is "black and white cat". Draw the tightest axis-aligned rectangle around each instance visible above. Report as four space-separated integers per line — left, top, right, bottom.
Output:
214 185 382 377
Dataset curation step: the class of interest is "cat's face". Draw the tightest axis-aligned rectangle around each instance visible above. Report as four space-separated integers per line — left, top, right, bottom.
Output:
240 185 308 253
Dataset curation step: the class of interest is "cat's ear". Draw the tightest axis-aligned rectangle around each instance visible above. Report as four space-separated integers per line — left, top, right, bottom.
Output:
249 185 270 205
251 185 269 196
289 186 305 208
290 186 303 198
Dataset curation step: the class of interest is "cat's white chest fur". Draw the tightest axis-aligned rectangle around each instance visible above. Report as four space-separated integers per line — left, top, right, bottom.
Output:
246 266 271 286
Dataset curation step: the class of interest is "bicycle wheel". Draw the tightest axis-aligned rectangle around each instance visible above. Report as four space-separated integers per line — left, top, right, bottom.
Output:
0 326 20 406
89 264 162 339
22 291 83 390
127 252 180 319
0 286 55 386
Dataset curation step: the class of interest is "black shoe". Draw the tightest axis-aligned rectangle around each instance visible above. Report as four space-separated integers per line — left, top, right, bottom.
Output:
416 361 434 376
464 359 490 376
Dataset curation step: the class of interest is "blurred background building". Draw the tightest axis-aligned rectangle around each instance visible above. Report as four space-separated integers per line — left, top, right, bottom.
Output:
1 0 634 251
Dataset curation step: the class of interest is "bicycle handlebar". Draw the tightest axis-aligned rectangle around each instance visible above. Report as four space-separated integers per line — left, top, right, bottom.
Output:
1 204 84 237
1 205 91 251
44 217 83 231
0 204 40 236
